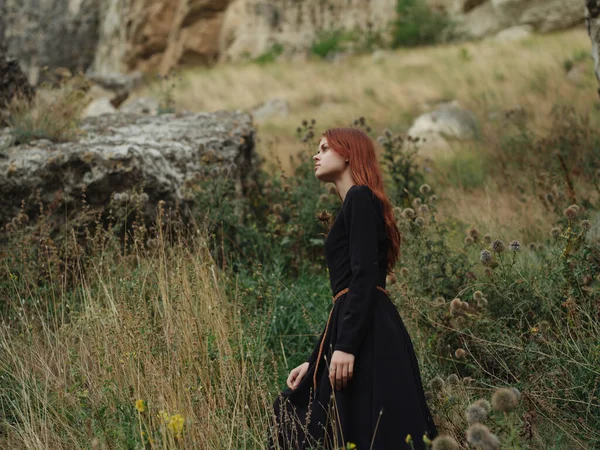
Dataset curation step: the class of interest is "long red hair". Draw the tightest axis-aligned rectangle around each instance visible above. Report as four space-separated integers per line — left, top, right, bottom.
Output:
323 127 402 274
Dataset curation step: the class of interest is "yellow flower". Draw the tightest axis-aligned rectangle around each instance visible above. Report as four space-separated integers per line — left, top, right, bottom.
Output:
531 327 538 333
405 434 412 444
167 413 185 438
422 434 432 444
346 442 357 450
158 410 170 423
135 399 145 413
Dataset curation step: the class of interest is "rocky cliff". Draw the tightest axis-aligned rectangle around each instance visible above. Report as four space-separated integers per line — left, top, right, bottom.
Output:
0 0 586 82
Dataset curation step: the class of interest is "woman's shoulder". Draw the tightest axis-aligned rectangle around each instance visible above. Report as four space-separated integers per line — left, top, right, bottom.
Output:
345 185 381 212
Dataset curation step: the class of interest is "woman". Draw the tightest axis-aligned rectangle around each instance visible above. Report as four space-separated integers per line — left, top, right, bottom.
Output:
270 128 438 449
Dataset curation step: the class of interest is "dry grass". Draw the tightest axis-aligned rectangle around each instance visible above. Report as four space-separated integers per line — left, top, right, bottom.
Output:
0 228 278 449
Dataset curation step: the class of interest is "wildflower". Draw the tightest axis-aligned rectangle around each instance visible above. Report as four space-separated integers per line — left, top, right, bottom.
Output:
346 442 357 450
491 239 505 253
454 348 466 359
464 236 474 245
273 203 283 214
480 250 492 266
135 399 145 413
393 206 402 218
509 240 521 251
412 197 422 208
466 403 487 424
476 297 488 308
414 217 425 227
430 194 438 203
551 227 561 239
158 410 170 423
563 205 578 221
402 208 415 219
430 376 445 391
419 184 431 195
431 435 459 450
400 267 409 276
473 291 484 301
405 434 412 444
483 233 492 244
434 296 445 305
581 220 591 231
466 423 499 449
450 298 462 312
461 301 470 310
423 434 432 445
468 228 480 239
463 376 475 385
473 398 492 413
491 387 519 412
167 413 185 438
419 204 430 215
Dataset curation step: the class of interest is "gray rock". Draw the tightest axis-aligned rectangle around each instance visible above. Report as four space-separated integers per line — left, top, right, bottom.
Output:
493 25 533 41
408 102 479 141
81 98 117 118
85 71 144 93
0 110 257 231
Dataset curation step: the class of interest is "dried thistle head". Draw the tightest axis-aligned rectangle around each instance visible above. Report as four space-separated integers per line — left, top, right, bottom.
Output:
509 240 521 251
480 250 492 266
466 423 499 449
419 204 430 215
454 348 466 359
550 227 561 239
468 227 480 239
491 387 519 412
491 239 505 253
402 208 415 219
473 398 491 413
466 404 488 424
419 183 431 195
431 435 459 450
563 205 578 221
581 219 591 231
430 376 445 391
483 233 492 244
473 290 484 301
464 236 474 245
450 298 462 312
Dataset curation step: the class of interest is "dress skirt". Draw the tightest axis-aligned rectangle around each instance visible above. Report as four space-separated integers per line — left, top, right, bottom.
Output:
269 288 438 450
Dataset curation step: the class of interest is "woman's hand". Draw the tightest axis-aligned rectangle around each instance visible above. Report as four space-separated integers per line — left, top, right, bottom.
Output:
329 350 354 391
287 362 310 390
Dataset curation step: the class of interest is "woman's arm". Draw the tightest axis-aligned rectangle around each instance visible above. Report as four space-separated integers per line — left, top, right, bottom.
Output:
333 186 379 356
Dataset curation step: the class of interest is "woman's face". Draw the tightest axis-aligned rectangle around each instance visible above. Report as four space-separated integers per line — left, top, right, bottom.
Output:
313 137 347 182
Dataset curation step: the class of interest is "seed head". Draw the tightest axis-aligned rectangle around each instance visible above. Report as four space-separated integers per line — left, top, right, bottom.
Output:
434 296 445 305
461 301 470 310
476 297 488 308
386 272 397 285
400 267 409 277
468 228 480 239
509 240 521 251
581 220 591 231
466 404 488 424
454 348 466 359
483 233 492 244
563 205 578 221
414 217 425 227
273 203 283 215
392 206 402 218
491 239 505 253
491 387 519 412
480 250 492 266
431 435 459 450
466 423 499 449
419 204 430 215
430 194 438 203
509 387 521 401
402 208 415 219
464 236 474 245
473 399 492 413
450 298 462 311
412 197 422 208
473 290 484 300
446 373 460 386
419 184 431 195
551 227 561 239
430 376 445 391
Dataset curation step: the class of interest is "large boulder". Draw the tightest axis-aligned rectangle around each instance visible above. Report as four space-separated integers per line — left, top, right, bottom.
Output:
0 110 257 231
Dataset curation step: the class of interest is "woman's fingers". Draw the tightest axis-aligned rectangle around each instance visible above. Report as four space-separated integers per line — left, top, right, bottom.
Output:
287 368 298 389
342 364 349 389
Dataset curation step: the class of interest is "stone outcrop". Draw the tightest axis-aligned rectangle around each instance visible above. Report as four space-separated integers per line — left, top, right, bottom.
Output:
586 0 600 94
0 0 587 80
0 111 257 231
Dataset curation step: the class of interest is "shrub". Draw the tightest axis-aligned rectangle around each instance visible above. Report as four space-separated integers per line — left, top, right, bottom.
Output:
391 0 454 48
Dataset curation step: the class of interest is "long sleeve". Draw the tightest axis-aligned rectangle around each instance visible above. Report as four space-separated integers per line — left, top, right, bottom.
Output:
334 186 380 356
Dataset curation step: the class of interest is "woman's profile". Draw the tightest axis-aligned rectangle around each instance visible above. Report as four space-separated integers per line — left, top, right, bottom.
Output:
269 127 438 449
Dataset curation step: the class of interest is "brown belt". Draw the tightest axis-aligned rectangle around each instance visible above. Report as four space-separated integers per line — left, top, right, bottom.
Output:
312 285 389 394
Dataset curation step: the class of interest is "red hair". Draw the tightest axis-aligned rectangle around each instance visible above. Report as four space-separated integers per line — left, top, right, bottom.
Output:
323 127 402 274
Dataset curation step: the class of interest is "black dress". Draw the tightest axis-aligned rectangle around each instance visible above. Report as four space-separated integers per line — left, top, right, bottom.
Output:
270 184 438 450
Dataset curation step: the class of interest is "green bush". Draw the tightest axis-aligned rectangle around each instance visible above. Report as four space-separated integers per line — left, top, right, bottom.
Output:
391 0 454 48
